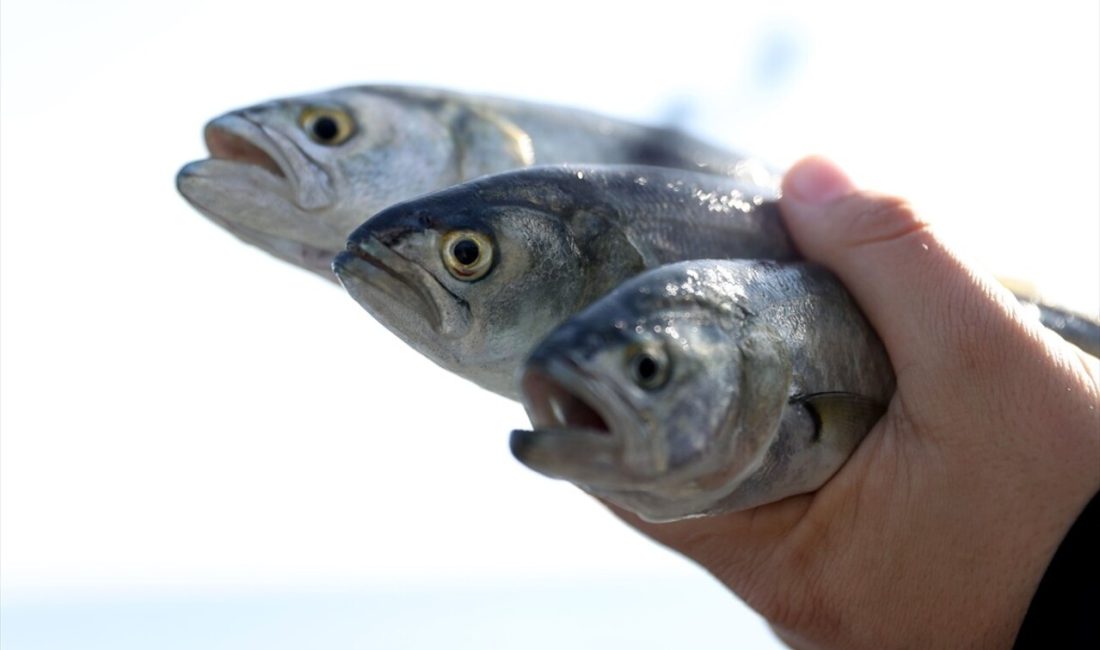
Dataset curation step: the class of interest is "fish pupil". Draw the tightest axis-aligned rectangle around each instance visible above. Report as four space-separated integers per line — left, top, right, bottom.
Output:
453 239 480 265
635 355 658 382
312 116 339 142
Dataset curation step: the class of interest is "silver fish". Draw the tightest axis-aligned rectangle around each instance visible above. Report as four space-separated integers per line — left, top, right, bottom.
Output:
511 259 895 522
177 85 770 279
332 165 797 398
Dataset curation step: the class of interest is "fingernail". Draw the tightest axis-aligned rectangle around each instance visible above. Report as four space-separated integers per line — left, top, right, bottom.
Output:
785 156 855 204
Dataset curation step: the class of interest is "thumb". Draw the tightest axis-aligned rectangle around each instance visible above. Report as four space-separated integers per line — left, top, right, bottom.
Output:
779 156 1035 377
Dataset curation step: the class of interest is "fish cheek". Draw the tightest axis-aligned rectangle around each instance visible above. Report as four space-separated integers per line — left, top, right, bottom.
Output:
478 228 585 351
340 97 457 209
654 332 742 479
701 320 792 495
663 364 728 472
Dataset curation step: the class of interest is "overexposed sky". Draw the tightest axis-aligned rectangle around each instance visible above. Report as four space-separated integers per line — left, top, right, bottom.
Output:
1 0 1097 646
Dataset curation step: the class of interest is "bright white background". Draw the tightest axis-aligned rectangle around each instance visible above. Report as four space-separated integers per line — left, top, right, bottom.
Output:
1 1 1097 648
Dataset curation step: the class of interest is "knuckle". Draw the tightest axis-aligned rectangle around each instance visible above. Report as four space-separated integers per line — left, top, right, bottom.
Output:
833 194 930 249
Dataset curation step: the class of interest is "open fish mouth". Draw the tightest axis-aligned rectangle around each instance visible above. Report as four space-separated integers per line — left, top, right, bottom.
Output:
205 118 287 179
333 237 469 338
199 114 335 211
513 359 710 519
511 360 632 486
519 365 612 436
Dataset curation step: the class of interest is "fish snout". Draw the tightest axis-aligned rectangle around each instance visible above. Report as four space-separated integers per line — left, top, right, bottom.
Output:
348 206 438 248
175 160 206 187
356 224 415 249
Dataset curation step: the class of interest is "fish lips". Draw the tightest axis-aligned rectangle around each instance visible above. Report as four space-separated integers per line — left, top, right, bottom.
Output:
183 113 336 212
333 237 471 339
512 359 642 491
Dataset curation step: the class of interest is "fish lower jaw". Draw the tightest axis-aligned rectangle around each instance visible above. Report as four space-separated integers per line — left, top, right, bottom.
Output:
195 210 340 278
508 427 622 481
518 426 613 440
177 161 343 278
582 484 733 523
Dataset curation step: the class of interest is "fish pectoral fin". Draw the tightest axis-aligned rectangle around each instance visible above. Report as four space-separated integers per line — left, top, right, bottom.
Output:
795 392 886 445
446 106 535 177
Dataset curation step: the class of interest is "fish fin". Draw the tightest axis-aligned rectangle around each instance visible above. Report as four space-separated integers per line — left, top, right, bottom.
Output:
446 106 535 177
795 392 885 445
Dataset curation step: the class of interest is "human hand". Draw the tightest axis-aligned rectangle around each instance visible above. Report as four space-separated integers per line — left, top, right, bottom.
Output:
612 157 1100 649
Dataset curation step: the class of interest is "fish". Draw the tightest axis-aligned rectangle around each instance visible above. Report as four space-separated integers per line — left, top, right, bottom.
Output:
332 165 798 399
176 85 771 280
511 259 895 522
1028 303 1100 358
997 279 1100 358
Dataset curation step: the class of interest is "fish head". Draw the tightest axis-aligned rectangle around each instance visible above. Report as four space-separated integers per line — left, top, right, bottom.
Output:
176 87 460 278
512 261 790 521
332 171 621 397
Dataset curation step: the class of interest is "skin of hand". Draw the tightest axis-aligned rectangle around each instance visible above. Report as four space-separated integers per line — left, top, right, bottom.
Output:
611 157 1100 649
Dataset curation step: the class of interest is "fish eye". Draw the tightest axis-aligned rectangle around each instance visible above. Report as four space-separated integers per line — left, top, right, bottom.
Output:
299 107 355 146
441 230 494 281
628 346 670 390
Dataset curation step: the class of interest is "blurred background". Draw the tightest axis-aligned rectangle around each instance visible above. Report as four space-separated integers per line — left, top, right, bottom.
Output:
1 1 1096 648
